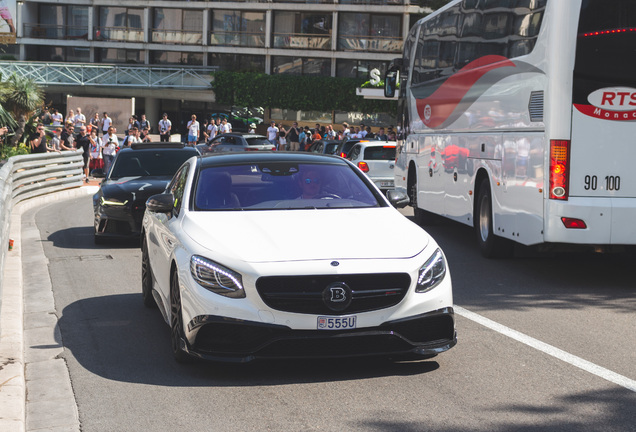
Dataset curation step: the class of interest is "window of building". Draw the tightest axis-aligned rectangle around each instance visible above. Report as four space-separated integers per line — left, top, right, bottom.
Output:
97 7 144 42
208 53 265 72
152 9 203 44
26 45 90 63
150 51 203 65
338 13 401 52
97 48 145 64
29 5 88 40
272 12 331 49
211 11 265 47
272 57 331 76
336 59 388 79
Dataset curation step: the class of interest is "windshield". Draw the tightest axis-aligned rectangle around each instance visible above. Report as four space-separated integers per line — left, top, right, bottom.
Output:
109 150 195 179
194 162 383 211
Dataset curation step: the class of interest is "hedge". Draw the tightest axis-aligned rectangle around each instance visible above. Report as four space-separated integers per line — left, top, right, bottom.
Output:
212 71 396 115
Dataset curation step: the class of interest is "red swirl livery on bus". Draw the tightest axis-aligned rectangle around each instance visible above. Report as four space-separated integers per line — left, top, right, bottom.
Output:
384 0 636 257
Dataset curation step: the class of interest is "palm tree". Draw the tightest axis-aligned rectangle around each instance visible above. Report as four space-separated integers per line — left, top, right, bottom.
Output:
0 73 44 146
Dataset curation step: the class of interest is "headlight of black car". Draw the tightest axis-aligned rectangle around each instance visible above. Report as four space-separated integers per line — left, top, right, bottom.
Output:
416 248 446 293
100 196 129 206
190 255 245 298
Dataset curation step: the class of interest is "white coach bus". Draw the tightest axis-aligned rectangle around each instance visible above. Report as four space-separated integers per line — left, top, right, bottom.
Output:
384 0 636 257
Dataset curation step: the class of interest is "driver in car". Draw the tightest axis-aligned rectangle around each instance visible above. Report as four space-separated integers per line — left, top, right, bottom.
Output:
296 168 337 200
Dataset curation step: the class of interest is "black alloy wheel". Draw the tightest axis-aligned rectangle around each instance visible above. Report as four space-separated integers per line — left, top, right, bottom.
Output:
170 271 191 363
141 238 156 308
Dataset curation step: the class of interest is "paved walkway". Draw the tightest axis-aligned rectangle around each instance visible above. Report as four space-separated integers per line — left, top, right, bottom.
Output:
0 183 98 432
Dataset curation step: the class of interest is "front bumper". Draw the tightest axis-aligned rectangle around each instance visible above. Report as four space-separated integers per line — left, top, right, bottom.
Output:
94 202 145 238
180 307 456 362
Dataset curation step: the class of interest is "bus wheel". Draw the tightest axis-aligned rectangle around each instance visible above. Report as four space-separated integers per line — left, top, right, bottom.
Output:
475 179 513 258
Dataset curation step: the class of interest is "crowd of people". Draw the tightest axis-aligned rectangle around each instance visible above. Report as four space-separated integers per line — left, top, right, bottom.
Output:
23 106 398 179
29 107 160 182
262 120 398 151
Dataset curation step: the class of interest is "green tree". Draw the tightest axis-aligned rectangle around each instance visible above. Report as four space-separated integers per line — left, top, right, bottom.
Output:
0 73 44 146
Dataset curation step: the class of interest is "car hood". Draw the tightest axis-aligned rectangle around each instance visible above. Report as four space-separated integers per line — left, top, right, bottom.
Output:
100 176 171 200
183 208 429 263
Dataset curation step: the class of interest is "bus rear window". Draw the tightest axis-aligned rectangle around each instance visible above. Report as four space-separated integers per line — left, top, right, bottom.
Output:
575 0 636 84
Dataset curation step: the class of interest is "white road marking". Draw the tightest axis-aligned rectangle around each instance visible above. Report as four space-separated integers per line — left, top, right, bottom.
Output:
454 305 636 393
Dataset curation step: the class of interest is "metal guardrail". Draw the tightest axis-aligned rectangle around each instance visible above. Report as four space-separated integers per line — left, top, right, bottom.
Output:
0 150 84 328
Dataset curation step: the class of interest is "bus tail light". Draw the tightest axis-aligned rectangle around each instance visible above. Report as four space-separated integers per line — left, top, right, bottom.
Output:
561 217 587 229
550 140 570 200
358 161 369 172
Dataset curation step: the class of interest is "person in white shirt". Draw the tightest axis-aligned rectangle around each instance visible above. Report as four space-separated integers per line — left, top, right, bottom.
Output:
101 112 112 135
158 113 172 142
187 114 200 146
51 109 63 126
74 107 86 128
267 121 279 146
101 126 119 174
206 119 218 143
219 117 232 134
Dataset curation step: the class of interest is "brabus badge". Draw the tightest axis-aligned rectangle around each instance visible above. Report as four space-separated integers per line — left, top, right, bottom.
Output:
323 282 352 312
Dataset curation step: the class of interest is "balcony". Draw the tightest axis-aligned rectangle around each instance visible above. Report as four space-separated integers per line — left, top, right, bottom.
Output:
272 33 331 50
152 29 203 45
24 23 88 40
94 27 144 43
210 31 265 47
338 35 403 53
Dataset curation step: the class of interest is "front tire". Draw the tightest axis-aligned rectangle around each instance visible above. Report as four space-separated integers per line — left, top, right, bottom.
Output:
170 271 192 363
141 239 156 308
475 179 514 258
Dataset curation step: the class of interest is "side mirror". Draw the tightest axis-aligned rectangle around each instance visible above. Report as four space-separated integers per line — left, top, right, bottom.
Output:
91 168 106 178
386 189 409 208
146 193 175 213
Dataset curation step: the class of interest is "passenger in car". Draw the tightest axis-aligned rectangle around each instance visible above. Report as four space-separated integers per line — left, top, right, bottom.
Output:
197 171 240 209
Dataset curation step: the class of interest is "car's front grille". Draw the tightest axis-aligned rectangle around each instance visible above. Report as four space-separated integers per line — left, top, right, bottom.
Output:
255 273 411 315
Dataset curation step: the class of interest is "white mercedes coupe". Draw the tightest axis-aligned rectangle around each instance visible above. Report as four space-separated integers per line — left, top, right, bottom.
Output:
141 152 456 363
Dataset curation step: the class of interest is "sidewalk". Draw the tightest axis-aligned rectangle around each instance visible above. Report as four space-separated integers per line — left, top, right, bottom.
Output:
0 183 98 432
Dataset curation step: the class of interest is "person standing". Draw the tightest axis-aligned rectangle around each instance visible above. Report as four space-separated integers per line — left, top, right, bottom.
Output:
186 114 199 146
90 112 100 132
287 122 300 152
50 127 62 151
138 114 150 132
29 123 47 153
51 108 63 126
158 113 172 142
207 118 218 143
75 126 92 182
88 129 102 172
219 117 232 134
65 109 75 125
267 121 279 147
101 112 112 135
74 107 86 129
101 126 119 175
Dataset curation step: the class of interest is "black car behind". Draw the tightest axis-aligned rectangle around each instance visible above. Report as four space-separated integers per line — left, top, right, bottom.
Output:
92 142 198 243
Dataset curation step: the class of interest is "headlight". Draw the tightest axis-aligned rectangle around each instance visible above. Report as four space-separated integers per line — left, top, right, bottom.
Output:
416 248 446 293
100 196 128 206
190 255 245 298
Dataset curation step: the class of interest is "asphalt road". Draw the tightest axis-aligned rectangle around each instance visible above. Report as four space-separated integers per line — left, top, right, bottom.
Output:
33 195 636 432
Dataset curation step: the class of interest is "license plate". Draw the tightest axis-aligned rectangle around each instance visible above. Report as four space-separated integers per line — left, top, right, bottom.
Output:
317 316 357 330
380 181 394 187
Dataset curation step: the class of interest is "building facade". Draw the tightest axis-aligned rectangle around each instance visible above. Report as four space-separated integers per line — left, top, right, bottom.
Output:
7 1 427 132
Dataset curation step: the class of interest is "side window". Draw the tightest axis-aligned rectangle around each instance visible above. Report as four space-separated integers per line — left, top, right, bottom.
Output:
169 163 189 216
349 145 361 160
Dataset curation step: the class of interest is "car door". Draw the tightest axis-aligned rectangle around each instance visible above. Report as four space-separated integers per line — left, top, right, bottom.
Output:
148 163 190 304
210 136 229 152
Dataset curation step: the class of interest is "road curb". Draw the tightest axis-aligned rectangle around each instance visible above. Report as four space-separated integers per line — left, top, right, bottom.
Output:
0 185 97 432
